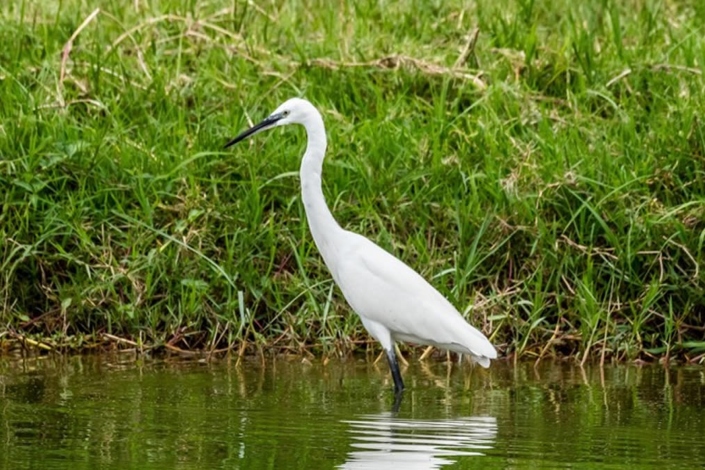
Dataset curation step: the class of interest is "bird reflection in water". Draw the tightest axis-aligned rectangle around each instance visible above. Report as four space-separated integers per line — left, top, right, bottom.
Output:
338 413 497 469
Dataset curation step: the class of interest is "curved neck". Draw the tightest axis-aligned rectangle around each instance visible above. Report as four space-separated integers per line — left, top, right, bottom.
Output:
300 111 343 264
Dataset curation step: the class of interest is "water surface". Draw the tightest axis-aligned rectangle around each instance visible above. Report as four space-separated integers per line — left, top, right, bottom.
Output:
1 355 703 469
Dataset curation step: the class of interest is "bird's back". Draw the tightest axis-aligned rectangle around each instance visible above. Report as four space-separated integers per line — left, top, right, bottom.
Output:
328 231 497 364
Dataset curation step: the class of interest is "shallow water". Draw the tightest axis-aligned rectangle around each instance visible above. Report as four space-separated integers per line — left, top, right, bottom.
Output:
1 355 703 469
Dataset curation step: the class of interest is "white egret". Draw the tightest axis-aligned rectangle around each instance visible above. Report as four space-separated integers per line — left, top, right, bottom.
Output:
225 98 497 395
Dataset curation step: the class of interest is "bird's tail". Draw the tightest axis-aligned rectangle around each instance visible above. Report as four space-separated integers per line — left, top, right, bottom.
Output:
472 355 492 368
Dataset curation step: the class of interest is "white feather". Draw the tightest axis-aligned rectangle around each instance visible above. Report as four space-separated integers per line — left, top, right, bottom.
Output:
228 97 498 393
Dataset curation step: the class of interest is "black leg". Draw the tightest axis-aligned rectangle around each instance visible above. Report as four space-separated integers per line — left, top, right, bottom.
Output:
391 389 404 413
385 348 405 395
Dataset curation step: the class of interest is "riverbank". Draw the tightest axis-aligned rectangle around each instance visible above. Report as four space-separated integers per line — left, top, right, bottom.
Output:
1 0 703 363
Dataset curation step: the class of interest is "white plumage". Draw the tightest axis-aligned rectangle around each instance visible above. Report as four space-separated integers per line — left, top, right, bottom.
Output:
225 98 497 394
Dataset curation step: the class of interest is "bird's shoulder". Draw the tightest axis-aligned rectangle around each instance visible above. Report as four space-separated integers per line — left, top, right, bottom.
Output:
335 231 434 292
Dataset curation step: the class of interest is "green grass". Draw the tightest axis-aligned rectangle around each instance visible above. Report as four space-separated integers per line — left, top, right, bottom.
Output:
1 0 703 362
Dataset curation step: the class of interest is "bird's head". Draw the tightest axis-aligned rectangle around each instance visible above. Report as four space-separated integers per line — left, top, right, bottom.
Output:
224 98 313 149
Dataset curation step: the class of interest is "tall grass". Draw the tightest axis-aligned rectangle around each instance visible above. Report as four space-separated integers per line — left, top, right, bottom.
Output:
1 0 703 362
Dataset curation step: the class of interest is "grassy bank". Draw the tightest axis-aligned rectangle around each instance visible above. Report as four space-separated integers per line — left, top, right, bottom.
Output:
1 0 703 363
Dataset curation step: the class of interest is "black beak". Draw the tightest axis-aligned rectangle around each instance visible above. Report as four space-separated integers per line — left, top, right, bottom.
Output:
224 112 285 149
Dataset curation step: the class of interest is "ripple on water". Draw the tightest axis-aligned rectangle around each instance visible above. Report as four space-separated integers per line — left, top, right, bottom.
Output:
339 414 497 469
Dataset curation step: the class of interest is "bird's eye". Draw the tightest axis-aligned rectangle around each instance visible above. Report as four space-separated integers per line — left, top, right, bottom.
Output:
283 110 290 117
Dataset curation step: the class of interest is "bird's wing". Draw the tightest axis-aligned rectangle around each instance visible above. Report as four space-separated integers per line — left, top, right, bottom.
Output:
334 233 496 360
